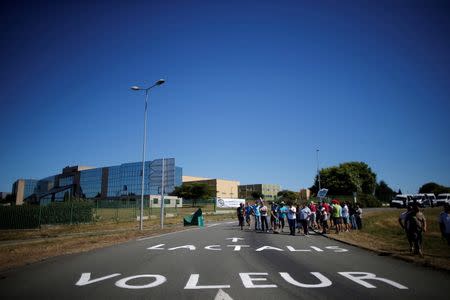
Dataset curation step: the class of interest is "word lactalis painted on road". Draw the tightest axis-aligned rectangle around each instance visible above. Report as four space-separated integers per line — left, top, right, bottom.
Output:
146 237 349 252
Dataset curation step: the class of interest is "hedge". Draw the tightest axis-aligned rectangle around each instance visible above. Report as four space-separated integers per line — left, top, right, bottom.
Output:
0 201 94 229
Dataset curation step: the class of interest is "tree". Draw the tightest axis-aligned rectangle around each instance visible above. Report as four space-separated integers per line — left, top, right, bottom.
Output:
251 191 264 200
170 183 215 206
418 182 450 195
277 190 299 204
375 180 395 202
310 162 377 196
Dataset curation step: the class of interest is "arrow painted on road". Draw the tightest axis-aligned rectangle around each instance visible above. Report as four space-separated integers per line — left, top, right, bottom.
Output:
214 289 233 300
226 238 244 243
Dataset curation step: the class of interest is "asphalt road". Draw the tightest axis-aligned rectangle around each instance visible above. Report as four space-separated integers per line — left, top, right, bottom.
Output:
1 221 449 299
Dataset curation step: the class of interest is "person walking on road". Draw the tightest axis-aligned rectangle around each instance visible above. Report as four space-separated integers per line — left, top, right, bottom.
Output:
237 203 244 230
405 204 427 257
287 202 297 236
438 203 450 245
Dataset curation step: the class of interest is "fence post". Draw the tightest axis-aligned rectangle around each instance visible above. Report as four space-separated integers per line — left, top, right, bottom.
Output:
115 200 119 223
70 200 74 225
38 203 42 229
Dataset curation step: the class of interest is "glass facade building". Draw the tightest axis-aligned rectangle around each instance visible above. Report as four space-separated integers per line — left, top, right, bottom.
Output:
12 158 183 204
105 159 179 197
79 168 102 198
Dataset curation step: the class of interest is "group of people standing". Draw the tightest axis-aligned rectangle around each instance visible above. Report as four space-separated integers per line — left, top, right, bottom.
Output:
236 198 363 236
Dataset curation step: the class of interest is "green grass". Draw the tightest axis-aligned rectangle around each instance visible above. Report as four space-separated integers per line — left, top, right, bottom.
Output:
331 207 450 270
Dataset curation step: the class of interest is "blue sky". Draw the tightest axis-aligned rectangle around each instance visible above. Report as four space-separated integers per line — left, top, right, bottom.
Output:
1 0 449 194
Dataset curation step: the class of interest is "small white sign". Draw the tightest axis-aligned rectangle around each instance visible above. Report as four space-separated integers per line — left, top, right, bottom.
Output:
216 198 245 208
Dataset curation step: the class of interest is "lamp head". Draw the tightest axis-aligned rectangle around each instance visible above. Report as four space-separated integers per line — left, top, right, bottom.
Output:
156 79 165 85
131 86 141 91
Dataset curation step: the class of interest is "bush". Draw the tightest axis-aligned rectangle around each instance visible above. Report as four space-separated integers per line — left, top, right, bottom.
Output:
357 194 381 208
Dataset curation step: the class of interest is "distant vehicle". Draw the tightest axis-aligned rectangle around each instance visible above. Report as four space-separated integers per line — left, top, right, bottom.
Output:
390 194 413 208
436 194 450 206
410 194 435 207
423 193 436 207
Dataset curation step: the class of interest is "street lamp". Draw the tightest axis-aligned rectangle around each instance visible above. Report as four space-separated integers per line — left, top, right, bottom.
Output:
131 79 165 231
316 149 321 191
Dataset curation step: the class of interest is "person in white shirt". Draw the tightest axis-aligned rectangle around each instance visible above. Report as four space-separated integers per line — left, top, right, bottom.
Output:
287 203 297 236
341 202 350 232
259 202 269 232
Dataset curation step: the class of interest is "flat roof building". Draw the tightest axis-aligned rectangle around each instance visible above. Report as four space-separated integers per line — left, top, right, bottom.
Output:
182 176 240 199
238 184 281 201
12 158 182 205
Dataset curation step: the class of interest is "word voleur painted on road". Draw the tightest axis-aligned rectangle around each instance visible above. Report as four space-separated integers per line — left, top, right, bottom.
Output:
76 272 408 290
145 237 348 252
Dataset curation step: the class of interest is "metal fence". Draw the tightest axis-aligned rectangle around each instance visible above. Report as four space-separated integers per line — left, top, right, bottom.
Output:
0 198 224 229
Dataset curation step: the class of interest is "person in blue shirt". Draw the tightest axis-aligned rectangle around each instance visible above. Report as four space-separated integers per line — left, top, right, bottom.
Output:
252 202 261 231
244 202 252 228
278 202 288 232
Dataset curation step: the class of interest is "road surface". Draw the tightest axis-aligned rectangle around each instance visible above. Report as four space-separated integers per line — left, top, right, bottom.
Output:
1 221 449 299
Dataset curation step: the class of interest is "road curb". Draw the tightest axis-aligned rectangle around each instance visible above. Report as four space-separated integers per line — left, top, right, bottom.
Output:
314 229 450 273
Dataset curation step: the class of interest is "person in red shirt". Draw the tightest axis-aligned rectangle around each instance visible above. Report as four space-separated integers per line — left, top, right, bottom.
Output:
309 201 317 229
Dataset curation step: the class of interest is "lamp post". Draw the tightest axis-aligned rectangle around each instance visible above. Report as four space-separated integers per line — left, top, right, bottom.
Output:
160 158 165 229
316 149 321 191
131 79 165 231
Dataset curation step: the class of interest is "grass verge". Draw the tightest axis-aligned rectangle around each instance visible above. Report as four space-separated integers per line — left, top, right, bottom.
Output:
0 213 235 271
324 207 450 271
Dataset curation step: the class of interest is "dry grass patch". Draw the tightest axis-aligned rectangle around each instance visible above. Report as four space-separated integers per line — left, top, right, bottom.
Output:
327 207 450 271
0 213 235 271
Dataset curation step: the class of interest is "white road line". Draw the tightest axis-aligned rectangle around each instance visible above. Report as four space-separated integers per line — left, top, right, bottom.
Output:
137 228 200 241
136 221 230 241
